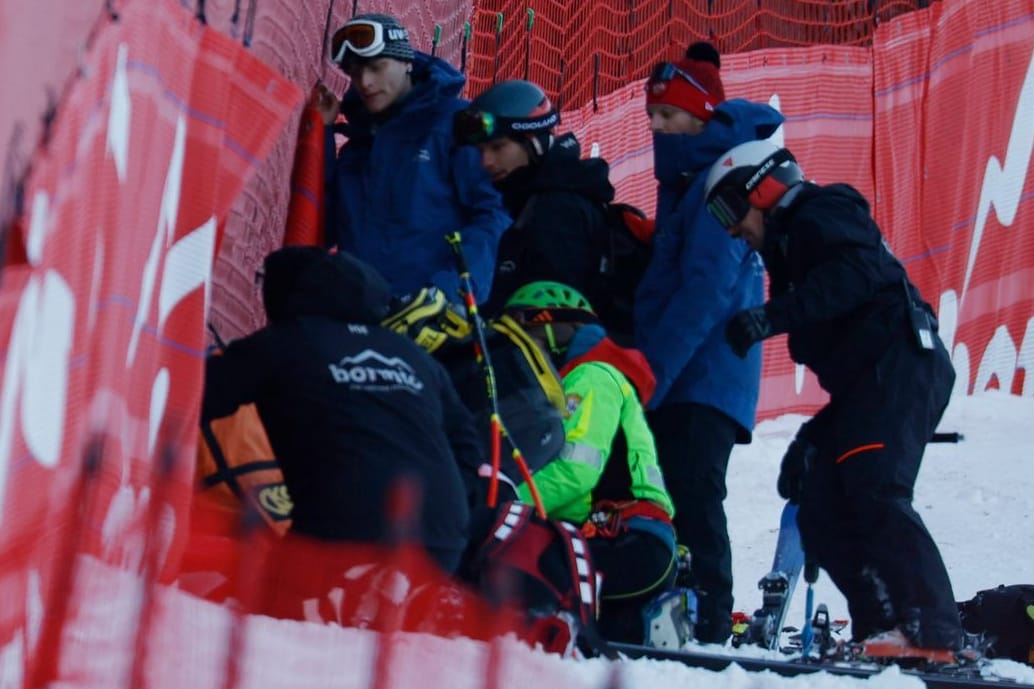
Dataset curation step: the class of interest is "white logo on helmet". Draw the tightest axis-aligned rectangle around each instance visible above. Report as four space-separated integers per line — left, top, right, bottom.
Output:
511 112 558 131
745 156 778 191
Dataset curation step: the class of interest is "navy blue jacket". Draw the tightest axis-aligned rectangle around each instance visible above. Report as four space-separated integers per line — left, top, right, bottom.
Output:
484 133 615 317
634 99 783 439
325 52 510 303
202 249 480 573
761 182 937 397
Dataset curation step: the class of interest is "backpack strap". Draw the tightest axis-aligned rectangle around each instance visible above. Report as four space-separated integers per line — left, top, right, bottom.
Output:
478 501 534 562
491 314 566 412
477 502 599 626
551 520 599 627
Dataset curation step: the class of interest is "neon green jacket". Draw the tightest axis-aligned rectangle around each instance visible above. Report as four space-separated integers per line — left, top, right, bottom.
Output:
516 355 674 524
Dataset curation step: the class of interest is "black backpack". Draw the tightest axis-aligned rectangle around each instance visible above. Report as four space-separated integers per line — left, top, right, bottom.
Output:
958 584 1034 664
591 202 653 346
438 314 567 490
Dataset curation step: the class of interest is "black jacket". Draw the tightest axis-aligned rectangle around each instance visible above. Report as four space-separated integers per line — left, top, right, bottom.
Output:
484 133 615 315
202 248 480 572
761 183 937 396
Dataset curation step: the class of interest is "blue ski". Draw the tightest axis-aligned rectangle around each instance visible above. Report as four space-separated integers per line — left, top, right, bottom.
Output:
734 502 805 650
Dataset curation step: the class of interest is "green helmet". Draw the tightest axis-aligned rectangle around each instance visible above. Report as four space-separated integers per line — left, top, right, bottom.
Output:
504 281 597 324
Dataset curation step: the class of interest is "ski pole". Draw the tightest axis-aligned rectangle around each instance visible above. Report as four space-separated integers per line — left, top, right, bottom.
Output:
800 560 819 658
445 232 546 519
460 22 471 74
431 24 441 58
492 13 503 84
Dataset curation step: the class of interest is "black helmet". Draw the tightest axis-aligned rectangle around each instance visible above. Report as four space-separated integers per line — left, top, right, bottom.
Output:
703 140 804 228
453 80 558 147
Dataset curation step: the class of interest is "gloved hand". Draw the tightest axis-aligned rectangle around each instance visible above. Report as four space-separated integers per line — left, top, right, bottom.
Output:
383 287 471 353
777 438 817 504
724 306 773 358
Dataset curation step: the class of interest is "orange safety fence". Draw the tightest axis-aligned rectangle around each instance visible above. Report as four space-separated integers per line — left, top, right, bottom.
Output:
0 0 1032 685
463 0 937 105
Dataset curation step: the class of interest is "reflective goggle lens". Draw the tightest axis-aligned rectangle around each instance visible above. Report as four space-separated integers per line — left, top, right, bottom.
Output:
646 61 711 96
453 110 497 145
706 190 750 229
649 62 676 84
331 22 383 63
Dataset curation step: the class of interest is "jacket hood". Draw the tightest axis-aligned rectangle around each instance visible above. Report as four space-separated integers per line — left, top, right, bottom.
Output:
340 51 465 135
560 325 657 405
653 99 785 187
262 247 391 325
496 133 615 212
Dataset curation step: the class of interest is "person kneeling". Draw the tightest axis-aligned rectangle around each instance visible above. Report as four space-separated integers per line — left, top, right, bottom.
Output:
503 281 680 645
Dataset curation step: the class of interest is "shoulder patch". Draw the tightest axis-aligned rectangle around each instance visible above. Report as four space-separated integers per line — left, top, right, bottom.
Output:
565 393 583 416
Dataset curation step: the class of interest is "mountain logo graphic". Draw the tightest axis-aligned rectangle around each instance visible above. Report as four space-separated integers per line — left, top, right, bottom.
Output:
328 349 424 394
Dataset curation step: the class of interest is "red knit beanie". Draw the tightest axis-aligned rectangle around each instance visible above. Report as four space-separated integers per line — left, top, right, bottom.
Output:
645 43 725 122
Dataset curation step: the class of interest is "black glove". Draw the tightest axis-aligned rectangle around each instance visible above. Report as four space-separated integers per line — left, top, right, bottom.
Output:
724 306 773 358
777 438 817 504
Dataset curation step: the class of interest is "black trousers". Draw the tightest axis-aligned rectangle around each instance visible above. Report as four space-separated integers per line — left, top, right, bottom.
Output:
648 402 738 643
796 336 962 648
589 526 677 644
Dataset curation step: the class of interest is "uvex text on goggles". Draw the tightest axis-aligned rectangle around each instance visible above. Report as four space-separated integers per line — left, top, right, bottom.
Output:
452 108 559 146
331 20 409 63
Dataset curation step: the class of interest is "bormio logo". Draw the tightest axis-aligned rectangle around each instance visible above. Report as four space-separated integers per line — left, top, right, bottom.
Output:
256 483 293 519
328 349 425 394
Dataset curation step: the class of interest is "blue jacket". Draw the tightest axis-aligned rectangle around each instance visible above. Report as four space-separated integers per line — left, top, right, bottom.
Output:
325 52 510 303
634 99 783 439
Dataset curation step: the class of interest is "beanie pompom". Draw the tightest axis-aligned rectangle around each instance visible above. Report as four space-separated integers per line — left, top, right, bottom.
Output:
685 42 721 69
645 51 726 121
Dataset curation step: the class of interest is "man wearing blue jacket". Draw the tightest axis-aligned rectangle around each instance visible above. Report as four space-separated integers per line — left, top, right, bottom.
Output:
318 14 510 304
634 42 782 644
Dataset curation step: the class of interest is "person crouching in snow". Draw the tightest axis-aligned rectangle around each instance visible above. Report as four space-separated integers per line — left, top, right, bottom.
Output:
502 280 678 644
201 247 482 575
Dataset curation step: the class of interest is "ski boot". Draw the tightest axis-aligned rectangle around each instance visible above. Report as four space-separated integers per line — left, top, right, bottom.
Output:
642 588 697 650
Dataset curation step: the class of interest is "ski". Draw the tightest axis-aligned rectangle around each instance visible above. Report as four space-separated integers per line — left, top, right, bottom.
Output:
608 641 1033 689
732 502 805 650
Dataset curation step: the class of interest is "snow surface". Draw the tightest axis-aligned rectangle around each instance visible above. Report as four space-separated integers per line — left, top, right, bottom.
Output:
715 390 1034 687
51 392 1034 688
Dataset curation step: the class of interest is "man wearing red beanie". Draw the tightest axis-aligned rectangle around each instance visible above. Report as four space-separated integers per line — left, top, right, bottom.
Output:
645 46 726 129
634 42 782 645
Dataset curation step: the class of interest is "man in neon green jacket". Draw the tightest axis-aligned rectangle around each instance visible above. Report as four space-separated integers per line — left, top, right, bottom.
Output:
504 281 678 644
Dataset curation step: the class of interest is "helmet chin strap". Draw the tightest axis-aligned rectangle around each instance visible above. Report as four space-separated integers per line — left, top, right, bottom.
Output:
544 323 566 361
530 133 553 156
524 133 554 163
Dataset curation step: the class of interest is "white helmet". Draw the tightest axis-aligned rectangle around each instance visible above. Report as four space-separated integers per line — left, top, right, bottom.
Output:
703 140 804 227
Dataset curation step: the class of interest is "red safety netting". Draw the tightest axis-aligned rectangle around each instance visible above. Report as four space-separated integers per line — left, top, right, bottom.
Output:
873 0 1034 397
0 0 300 683
463 0 935 104
0 0 1032 684
1 0 937 343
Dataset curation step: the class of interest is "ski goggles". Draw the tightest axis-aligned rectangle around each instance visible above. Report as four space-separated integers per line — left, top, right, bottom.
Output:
453 110 499 145
453 108 558 146
705 185 752 229
647 61 712 96
706 148 799 227
331 20 407 63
